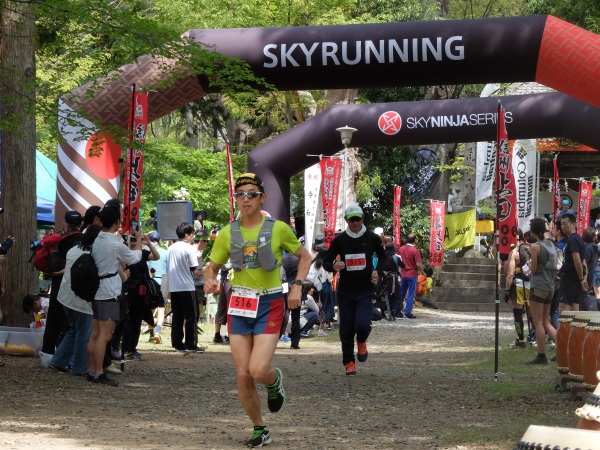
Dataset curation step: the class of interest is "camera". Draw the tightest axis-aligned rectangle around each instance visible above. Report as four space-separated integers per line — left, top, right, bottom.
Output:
0 236 14 255
131 220 139 232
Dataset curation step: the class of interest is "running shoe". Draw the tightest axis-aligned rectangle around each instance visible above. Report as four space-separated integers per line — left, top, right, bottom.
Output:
184 346 206 353
266 368 285 413
89 373 118 387
104 364 122 375
345 361 356 376
48 363 70 373
357 342 368 362
509 339 527 348
125 351 143 360
525 354 548 365
245 426 272 448
317 330 328 337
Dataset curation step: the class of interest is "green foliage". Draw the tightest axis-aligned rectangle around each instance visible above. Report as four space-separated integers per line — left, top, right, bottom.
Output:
527 0 600 33
140 138 246 227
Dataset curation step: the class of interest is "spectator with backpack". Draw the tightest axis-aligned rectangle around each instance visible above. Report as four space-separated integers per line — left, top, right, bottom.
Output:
40 211 84 362
88 201 142 386
48 225 102 375
525 218 558 365
382 242 404 318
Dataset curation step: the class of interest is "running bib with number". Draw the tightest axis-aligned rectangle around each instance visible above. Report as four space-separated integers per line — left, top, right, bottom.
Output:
345 253 367 271
228 287 259 318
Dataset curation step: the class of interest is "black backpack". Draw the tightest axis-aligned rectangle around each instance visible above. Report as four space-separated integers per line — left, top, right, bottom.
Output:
71 252 118 302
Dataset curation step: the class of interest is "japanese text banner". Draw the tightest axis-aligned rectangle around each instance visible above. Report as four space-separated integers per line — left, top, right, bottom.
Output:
577 181 592 236
495 103 517 260
123 90 148 233
320 158 342 245
393 186 402 248
429 200 445 266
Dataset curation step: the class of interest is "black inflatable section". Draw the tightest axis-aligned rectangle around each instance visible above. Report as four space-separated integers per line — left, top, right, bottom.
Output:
249 92 600 218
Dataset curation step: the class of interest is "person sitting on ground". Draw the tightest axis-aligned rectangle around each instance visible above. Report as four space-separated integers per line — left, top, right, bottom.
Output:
416 267 439 309
299 281 320 338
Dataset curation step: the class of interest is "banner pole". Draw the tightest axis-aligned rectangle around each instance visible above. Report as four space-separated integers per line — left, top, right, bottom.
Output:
494 100 501 382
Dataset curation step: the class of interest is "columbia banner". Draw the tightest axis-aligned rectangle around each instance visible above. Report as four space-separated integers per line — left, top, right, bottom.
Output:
320 158 342 245
577 181 592 236
122 89 148 234
393 186 402 248
444 209 476 250
495 103 517 260
512 139 536 233
429 201 445 266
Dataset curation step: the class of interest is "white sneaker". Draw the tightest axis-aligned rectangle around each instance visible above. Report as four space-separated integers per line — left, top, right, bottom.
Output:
39 351 52 368
104 364 122 375
317 330 328 337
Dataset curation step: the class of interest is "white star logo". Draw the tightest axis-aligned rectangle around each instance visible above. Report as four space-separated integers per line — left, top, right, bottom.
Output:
378 111 402 135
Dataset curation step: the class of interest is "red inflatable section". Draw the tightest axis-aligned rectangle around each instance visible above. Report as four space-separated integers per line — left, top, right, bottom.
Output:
537 16 600 108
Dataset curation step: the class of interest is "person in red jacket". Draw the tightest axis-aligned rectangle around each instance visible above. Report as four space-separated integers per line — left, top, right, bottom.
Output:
398 234 425 319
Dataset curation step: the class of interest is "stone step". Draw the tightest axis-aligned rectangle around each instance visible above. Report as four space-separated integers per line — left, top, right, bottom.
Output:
436 280 498 289
436 301 512 312
445 255 497 266
442 264 497 274
434 290 500 301
437 272 498 282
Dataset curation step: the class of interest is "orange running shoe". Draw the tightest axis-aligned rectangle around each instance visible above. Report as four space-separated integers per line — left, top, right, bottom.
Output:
357 341 368 362
345 361 356 376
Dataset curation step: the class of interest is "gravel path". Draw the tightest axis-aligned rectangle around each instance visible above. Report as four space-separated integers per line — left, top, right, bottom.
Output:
0 308 581 449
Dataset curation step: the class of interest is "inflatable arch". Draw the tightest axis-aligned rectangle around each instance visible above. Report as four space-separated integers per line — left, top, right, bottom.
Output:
57 15 600 221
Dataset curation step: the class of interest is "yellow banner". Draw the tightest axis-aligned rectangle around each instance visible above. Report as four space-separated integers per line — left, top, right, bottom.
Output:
444 209 476 250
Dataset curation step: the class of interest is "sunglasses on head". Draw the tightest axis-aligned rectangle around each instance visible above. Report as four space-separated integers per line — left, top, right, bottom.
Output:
347 216 363 222
235 191 262 199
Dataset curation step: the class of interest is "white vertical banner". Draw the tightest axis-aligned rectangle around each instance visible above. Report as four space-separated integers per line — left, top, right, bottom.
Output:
475 141 495 201
304 163 321 251
512 139 537 233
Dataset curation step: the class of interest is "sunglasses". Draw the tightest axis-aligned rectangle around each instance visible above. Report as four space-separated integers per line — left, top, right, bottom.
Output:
235 191 262 199
347 216 363 222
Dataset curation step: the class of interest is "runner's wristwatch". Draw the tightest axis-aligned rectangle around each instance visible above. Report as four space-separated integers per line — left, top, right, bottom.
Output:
293 279 303 286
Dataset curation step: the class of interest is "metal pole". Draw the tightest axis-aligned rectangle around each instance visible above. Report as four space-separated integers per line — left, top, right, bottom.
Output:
535 148 540 217
342 144 348 220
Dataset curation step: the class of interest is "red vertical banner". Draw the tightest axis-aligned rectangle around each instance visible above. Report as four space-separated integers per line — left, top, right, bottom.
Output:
429 200 445 266
226 143 236 222
577 181 592 235
553 155 561 224
320 158 343 245
122 88 148 234
495 102 518 260
393 186 402 248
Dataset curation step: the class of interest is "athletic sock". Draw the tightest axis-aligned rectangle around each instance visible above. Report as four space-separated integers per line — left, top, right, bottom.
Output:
513 308 524 341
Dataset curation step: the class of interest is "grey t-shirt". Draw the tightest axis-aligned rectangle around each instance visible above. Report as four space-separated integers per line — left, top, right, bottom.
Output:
530 240 557 292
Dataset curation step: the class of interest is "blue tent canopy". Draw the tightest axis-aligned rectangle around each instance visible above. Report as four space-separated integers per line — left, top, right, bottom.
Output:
36 150 56 225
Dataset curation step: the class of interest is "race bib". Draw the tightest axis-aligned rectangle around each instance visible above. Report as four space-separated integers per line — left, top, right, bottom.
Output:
345 253 367 271
228 287 259 318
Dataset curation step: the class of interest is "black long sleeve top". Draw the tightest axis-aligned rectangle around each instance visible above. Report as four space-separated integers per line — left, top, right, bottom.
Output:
322 229 386 291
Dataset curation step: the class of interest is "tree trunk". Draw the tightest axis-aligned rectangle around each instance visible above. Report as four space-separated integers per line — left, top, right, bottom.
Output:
0 2 38 326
